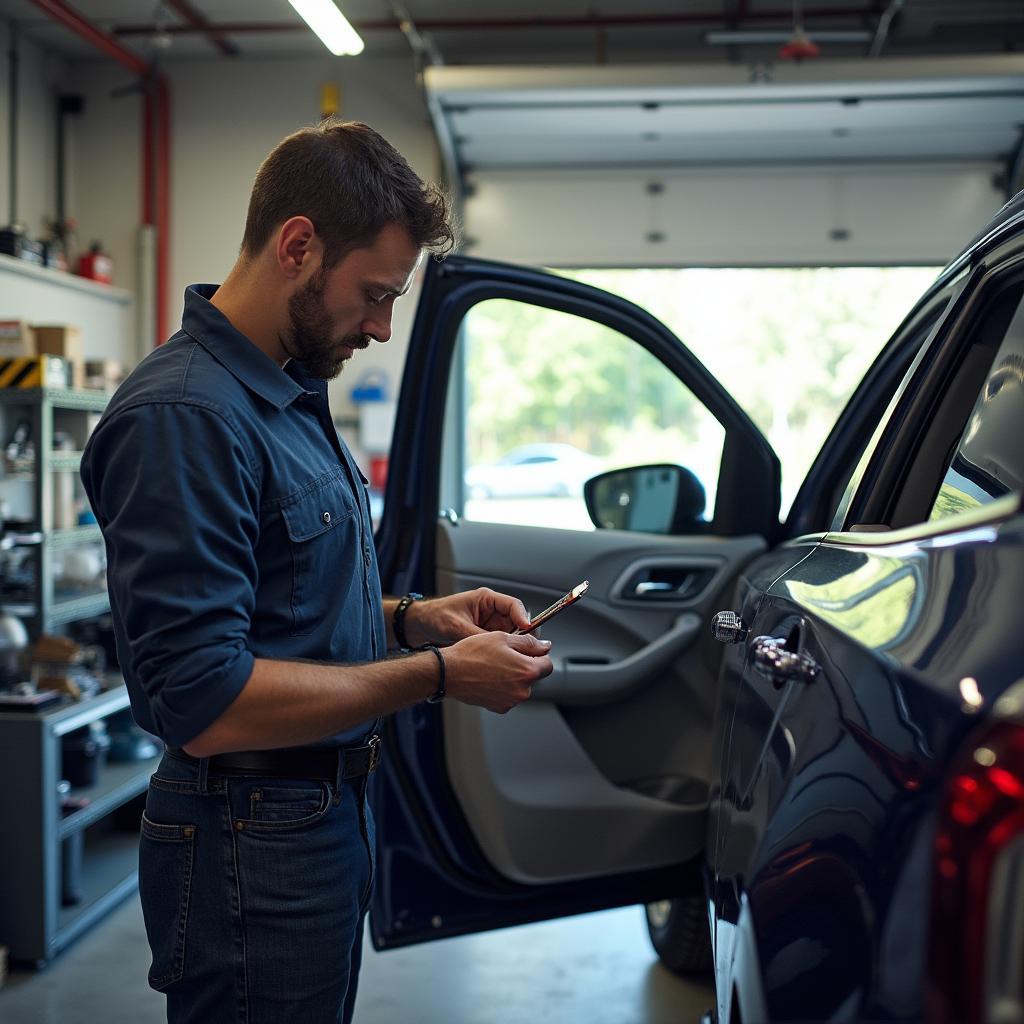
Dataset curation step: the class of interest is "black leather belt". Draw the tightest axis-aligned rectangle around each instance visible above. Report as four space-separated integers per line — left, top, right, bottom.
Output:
168 734 382 781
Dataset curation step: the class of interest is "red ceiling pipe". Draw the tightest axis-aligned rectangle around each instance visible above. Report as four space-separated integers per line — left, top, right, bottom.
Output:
165 0 239 57
30 0 170 347
32 0 147 72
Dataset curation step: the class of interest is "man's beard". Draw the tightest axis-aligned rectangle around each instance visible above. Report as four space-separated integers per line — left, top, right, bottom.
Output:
282 271 369 380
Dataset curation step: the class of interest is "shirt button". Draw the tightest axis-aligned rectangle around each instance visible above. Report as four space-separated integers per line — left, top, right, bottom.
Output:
363 546 371 567
322 511 331 524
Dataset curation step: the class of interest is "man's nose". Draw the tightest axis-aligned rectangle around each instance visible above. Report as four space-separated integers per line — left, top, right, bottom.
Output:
365 315 392 344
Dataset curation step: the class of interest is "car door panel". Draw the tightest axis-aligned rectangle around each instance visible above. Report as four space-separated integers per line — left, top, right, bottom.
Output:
433 519 766 885
372 255 781 949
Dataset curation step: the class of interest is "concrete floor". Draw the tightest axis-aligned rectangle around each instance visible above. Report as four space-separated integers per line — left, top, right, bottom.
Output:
1 895 714 1023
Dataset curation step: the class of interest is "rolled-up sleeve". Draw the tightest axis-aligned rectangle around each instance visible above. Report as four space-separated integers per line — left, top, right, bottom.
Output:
82 401 259 748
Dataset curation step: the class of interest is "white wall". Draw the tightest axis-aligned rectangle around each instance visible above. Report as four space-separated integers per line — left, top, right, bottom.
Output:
0 25 66 252
61 62 141 302
464 164 1006 268
0 29 135 364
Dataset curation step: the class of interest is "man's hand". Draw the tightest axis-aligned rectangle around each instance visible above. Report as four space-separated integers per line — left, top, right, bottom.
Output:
404 588 531 647
442 631 554 713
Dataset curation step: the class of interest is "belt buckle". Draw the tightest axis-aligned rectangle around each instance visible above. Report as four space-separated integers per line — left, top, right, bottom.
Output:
367 733 382 773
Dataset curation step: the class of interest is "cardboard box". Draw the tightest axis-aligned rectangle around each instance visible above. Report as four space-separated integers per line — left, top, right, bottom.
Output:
0 319 35 358
32 325 83 388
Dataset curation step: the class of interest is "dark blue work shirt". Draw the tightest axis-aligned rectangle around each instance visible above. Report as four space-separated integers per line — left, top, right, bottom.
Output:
80 284 387 750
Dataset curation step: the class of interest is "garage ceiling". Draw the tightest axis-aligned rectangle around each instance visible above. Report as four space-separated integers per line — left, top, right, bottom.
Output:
0 1 1021 64
426 57 1024 180
3 1 1023 193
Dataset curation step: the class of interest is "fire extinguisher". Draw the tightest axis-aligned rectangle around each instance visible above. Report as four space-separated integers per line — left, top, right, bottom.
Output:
76 241 113 284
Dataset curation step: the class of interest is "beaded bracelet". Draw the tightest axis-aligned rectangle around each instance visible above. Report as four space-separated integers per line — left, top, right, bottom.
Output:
421 644 446 703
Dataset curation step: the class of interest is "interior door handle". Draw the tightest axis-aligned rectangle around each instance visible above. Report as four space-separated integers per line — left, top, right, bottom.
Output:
750 636 820 686
534 613 701 705
620 566 715 601
633 580 678 595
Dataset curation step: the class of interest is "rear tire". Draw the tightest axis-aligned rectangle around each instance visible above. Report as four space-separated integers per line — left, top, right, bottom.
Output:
645 894 713 976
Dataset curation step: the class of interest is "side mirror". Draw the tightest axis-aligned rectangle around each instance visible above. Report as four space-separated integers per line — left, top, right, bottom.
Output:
584 464 707 534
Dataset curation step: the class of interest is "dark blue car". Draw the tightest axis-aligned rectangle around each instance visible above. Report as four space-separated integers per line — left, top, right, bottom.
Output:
370 193 1024 1024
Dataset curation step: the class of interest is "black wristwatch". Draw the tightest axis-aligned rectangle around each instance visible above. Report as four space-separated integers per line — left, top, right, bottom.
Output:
393 592 423 651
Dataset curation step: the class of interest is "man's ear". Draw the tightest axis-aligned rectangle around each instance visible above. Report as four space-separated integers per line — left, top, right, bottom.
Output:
276 216 320 280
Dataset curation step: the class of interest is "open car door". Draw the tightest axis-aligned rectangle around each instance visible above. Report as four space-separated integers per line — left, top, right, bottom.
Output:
369 256 780 949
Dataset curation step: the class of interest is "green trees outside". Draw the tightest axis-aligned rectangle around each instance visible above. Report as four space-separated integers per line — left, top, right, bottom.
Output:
459 266 939 515
568 267 940 511
462 299 724 503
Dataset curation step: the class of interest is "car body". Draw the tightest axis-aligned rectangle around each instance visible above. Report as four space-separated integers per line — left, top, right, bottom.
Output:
367 193 1024 1024
464 442 604 499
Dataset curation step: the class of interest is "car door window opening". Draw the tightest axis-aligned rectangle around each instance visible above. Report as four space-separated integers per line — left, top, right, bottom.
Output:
445 297 728 534
862 275 1024 531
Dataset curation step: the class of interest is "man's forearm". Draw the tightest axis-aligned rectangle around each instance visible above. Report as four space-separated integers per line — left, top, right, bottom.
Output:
182 651 440 757
382 595 404 648
382 594 433 649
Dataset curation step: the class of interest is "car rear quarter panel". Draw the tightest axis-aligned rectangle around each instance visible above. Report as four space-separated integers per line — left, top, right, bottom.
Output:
712 517 1024 1023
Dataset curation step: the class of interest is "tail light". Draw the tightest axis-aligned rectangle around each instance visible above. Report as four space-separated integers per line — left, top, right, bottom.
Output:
928 722 1024 1024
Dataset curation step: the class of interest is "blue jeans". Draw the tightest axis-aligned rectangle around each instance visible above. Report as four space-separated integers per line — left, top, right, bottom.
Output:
138 750 375 1023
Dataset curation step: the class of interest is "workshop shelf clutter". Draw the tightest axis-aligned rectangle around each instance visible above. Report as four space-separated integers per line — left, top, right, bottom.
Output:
0 252 141 968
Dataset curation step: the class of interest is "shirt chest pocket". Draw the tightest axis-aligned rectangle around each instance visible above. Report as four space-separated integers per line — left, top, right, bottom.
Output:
278 471 359 637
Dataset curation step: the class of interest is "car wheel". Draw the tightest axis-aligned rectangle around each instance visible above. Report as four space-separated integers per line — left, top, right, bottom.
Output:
645 895 713 976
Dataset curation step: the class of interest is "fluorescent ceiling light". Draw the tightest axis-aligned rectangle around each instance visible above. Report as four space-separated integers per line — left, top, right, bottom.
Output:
289 0 364 56
705 30 872 45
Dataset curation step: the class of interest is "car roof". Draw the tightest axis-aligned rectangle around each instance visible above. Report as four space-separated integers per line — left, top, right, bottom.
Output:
949 186 1024 270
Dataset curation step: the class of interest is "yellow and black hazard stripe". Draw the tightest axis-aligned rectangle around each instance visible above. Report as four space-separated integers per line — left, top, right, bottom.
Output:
0 360 71 391
0 357 52 388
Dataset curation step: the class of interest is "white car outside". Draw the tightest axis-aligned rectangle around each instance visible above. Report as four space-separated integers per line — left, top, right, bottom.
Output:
464 444 604 499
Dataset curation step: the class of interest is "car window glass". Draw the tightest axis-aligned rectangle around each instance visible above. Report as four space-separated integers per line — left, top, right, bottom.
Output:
441 299 726 531
822 280 962 535
929 288 1024 522
568 267 939 516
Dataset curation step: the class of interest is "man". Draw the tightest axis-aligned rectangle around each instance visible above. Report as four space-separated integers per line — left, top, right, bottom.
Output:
81 120 553 1024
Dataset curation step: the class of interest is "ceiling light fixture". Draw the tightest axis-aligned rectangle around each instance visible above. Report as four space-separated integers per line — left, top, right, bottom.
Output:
705 31 871 46
288 0 364 56
779 0 819 61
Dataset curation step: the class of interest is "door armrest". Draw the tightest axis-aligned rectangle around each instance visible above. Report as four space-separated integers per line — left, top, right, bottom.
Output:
534 613 701 705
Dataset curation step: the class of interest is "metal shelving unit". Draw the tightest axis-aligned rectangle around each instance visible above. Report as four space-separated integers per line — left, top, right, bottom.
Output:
0 388 147 965
0 387 112 638
0 684 161 964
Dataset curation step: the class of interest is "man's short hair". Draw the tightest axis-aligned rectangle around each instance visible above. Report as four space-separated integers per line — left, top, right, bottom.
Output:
241 119 455 266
